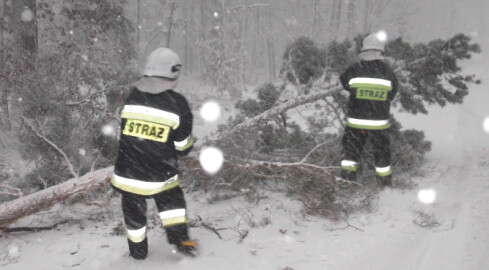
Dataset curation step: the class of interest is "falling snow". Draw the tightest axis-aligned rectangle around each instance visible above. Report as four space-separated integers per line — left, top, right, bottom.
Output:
417 189 437 204
20 8 34 22
483 116 489 134
199 146 224 175
200 100 221 123
102 125 116 136
7 245 20 259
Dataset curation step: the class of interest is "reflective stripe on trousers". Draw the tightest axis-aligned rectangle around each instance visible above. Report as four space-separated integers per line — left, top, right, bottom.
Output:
341 160 359 172
111 174 179 196
375 166 392 176
159 209 188 227
127 226 146 243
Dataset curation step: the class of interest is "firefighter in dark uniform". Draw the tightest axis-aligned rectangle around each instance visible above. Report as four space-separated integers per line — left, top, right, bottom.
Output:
111 47 197 259
339 33 399 187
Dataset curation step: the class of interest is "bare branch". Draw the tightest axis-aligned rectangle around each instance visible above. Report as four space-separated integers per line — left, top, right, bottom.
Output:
0 184 23 198
1 221 68 233
300 138 337 163
195 215 223 240
65 88 109 106
21 116 79 178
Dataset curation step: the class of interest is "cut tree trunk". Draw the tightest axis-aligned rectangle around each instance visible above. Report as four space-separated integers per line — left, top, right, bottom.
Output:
0 166 113 228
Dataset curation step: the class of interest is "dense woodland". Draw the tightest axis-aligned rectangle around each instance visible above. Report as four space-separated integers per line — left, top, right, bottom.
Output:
0 0 482 225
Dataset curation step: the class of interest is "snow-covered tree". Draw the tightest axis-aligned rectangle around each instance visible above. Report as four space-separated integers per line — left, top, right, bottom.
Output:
5 0 135 191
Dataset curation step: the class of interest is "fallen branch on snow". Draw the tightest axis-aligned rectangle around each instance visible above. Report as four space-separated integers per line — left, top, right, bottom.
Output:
0 220 68 233
0 166 113 228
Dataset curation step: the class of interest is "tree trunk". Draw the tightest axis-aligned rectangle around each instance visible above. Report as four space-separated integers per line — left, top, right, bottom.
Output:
330 0 342 39
166 1 176 47
0 0 7 131
311 0 321 39
0 167 113 227
183 0 190 75
198 1 207 83
11 0 38 62
347 0 356 37
363 0 372 33
252 6 260 77
137 0 140 58
241 0 248 84
266 2 275 79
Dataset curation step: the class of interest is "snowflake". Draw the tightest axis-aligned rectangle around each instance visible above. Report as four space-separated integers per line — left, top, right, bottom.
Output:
199 147 224 175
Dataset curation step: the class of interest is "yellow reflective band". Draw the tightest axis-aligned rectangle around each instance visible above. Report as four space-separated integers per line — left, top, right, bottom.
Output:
121 105 180 129
349 77 392 89
341 160 358 167
127 226 146 243
160 209 188 227
346 118 391 130
123 119 171 142
159 209 186 219
376 166 392 176
341 160 358 172
161 216 188 227
174 135 194 151
111 174 179 196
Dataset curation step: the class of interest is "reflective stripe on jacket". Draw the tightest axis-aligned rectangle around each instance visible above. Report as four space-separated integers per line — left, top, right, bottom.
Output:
112 87 194 193
340 60 399 130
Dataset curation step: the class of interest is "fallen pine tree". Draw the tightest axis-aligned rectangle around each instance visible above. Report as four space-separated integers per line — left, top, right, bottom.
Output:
0 166 113 228
0 33 479 228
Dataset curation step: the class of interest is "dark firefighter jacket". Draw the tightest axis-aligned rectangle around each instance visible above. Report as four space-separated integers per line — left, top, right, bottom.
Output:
339 59 399 130
111 87 194 196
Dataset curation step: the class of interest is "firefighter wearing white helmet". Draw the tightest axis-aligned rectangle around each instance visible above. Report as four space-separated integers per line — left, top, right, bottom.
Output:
361 32 386 52
338 33 399 188
111 47 198 259
143 47 182 79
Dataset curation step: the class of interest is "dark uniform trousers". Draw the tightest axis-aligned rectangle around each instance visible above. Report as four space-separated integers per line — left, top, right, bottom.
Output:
121 187 189 258
341 126 392 183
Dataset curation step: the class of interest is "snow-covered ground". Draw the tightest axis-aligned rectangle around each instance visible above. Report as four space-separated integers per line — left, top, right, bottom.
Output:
2 52 489 270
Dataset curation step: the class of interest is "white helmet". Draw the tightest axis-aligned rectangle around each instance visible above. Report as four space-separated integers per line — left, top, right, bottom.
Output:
361 33 386 52
143 47 182 79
